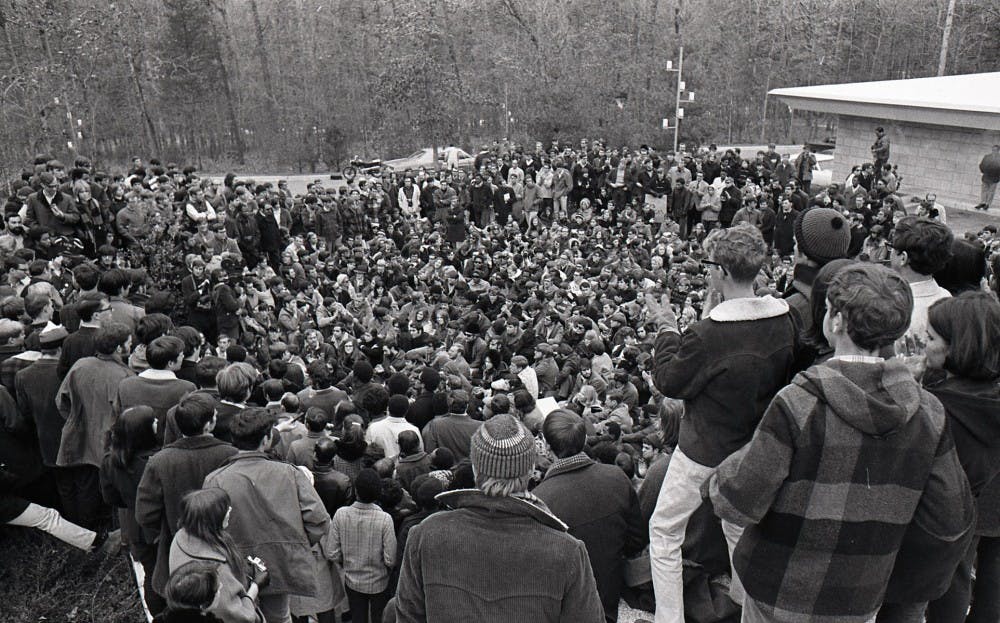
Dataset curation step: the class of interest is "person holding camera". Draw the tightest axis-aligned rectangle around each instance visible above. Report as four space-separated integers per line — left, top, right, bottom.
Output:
168 488 267 623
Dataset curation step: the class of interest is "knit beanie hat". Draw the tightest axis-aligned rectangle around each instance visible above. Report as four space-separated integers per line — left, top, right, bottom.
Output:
794 207 851 265
470 414 536 480
388 394 410 418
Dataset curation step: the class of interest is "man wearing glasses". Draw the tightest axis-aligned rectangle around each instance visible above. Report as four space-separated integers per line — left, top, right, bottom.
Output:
25 172 82 238
648 225 798 623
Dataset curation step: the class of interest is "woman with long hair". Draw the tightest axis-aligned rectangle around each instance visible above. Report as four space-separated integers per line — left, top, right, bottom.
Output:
922 292 1000 623
100 405 163 613
880 291 1000 623
168 488 265 623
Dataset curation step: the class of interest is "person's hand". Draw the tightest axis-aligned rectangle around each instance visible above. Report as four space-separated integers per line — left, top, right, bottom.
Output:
644 291 677 333
251 564 270 589
900 354 927 381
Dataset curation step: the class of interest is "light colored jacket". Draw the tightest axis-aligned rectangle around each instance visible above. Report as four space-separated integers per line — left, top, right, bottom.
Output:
204 451 331 597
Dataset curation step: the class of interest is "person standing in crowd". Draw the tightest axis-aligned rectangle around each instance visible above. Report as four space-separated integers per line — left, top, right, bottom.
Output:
534 409 647 623
115 335 197 440
793 145 816 194
649 225 798 623
167 489 266 623
327 468 396 623
204 408 331 623
888 217 953 356
54 323 134 527
879 292 1000 623
977 144 1000 211
366 393 420 461
708 263 973 623
394 414 604 622
783 207 852 335
100 406 165 613
136 393 238 599
420 390 479 460
872 126 891 172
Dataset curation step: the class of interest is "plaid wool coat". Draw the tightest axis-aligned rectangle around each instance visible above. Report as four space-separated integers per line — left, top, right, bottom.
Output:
709 358 972 623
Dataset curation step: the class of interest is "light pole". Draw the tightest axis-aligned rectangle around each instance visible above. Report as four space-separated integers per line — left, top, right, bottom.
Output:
662 46 696 153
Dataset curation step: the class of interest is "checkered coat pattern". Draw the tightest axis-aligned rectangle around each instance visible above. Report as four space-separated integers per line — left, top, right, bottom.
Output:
709 359 971 623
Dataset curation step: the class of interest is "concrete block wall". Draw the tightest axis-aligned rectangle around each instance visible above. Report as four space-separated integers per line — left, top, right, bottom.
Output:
833 115 1000 208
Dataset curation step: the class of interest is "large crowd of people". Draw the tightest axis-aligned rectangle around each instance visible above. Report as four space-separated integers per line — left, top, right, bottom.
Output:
0 134 999 623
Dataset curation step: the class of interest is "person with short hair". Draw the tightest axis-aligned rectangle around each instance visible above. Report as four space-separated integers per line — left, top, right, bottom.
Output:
204 408 331 623
284 407 329 469
533 409 646 623
365 393 420 460
136 392 237 598
394 430 432 494
328 468 396 623
421 390 480 461
115 335 196 443
214 362 257 443
649 225 798 622
394 414 604 622
889 217 954 356
99 268 145 332
57 293 111 378
707 263 973 623
55 322 135 527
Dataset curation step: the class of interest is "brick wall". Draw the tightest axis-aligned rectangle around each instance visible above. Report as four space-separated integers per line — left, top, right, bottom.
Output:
833 115 1000 207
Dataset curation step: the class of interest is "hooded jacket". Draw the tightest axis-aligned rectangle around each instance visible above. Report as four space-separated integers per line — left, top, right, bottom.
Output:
921 374 1000 536
709 359 973 622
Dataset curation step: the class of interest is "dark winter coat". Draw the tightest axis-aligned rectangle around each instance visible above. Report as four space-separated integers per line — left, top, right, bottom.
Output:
534 454 647 622
135 435 238 593
653 296 797 468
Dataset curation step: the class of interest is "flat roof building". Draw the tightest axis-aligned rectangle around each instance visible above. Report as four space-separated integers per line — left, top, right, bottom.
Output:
770 72 1000 207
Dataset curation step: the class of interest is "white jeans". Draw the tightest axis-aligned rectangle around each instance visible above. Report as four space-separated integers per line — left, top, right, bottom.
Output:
649 448 745 623
8 502 96 551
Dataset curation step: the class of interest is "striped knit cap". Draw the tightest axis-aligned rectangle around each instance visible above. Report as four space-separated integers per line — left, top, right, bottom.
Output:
470 414 536 480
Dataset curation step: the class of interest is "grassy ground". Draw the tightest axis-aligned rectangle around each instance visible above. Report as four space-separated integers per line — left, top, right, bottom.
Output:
0 527 143 623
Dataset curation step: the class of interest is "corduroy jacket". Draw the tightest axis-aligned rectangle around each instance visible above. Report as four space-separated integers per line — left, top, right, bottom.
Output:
395 489 604 623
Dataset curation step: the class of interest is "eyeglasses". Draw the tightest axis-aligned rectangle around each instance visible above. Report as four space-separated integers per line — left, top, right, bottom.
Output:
702 259 728 275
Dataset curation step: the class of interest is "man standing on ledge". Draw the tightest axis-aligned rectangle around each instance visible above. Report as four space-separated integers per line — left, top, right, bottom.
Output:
976 144 1000 211
648 225 798 623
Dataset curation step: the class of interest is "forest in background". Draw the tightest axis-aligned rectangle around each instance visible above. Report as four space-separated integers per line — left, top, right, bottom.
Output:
1 0 998 176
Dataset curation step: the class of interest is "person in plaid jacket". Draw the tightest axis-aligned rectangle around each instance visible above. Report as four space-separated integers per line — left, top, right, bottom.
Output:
708 263 973 623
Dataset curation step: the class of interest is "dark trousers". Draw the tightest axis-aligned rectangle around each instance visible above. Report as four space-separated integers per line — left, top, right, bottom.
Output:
969 535 1000 623
56 465 107 529
876 601 926 623
926 535 977 623
346 586 389 623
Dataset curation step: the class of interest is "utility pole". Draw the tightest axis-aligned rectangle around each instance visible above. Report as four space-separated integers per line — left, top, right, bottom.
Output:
504 83 510 139
673 46 684 152
938 0 957 76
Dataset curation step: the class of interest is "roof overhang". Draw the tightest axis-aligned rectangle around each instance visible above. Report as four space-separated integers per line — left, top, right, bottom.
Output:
769 73 1000 131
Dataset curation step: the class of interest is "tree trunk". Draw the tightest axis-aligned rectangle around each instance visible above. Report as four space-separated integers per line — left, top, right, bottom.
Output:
938 0 957 75
249 0 278 115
